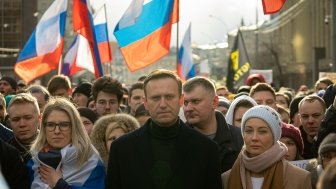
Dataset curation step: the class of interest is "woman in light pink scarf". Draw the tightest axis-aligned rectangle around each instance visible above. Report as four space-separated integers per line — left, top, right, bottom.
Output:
222 105 311 189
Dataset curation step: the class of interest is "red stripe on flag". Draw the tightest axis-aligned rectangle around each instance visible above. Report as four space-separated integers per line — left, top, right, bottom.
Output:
262 0 286 14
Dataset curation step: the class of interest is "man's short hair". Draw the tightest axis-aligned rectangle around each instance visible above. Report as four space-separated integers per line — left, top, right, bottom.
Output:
183 76 216 95
143 69 182 97
249 83 276 99
129 82 144 98
7 93 40 114
92 76 123 102
298 94 326 112
47 75 71 94
26 85 50 101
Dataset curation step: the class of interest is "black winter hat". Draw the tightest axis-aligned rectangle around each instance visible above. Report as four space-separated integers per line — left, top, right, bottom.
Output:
77 107 98 124
289 95 305 123
323 84 336 108
319 133 336 155
0 76 17 90
73 82 92 98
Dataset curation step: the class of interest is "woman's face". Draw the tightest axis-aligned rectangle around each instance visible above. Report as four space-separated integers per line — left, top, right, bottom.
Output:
80 116 94 135
233 107 249 128
105 128 126 153
280 137 298 161
45 110 72 149
243 118 273 157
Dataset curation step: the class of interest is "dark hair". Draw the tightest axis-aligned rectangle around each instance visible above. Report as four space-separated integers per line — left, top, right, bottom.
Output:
91 76 123 103
27 84 50 101
143 69 182 97
47 75 71 94
129 82 144 98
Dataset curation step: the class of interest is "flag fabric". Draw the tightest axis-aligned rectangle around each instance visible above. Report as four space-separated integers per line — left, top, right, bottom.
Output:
72 0 103 78
114 0 179 72
226 30 251 92
61 34 96 76
262 0 286 14
177 24 195 81
15 0 67 83
94 5 112 63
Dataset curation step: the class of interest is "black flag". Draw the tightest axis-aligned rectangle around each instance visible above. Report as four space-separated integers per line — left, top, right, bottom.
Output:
226 30 251 92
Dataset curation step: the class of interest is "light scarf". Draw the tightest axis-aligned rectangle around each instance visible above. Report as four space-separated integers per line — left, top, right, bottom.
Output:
31 144 103 189
228 141 288 189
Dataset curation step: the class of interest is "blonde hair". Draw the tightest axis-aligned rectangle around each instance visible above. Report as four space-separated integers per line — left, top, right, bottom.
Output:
30 97 93 167
7 93 40 114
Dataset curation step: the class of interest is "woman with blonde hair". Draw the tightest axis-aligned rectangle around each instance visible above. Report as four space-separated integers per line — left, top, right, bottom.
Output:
91 113 140 167
222 105 311 189
28 97 105 188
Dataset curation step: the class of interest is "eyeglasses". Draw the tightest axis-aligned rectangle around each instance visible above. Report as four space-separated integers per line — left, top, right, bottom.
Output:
45 121 71 132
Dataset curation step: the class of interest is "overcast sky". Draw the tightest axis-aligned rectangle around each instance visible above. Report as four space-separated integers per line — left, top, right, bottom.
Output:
99 0 269 45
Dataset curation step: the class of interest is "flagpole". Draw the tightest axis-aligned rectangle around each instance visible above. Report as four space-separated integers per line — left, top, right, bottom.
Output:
176 0 180 72
102 3 112 76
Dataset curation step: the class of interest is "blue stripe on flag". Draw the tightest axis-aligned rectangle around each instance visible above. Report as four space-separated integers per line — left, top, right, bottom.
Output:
17 30 37 61
94 23 109 43
114 0 174 47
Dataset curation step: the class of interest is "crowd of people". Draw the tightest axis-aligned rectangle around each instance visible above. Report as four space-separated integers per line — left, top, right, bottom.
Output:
0 70 336 188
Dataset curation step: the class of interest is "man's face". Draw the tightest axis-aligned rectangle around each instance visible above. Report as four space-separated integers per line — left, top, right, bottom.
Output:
299 100 325 138
183 86 217 126
0 80 14 96
144 78 181 127
95 91 120 116
8 103 40 144
129 89 144 114
216 89 230 99
31 92 47 113
73 93 89 108
251 91 277 110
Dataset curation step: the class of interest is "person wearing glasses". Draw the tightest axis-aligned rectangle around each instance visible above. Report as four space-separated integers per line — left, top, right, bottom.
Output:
92 76 123 117
28 97 105 189
7 93 40 163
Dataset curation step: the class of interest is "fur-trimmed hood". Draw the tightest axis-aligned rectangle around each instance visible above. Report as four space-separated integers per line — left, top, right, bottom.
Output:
90 113 140 167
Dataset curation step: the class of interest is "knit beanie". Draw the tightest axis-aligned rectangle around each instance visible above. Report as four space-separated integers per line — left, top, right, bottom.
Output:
77 107 97 124
241 105 282 143
73 82 92 98
323 84 336 108
246 74 265 86
218 96 231 109
289 95 305 122
0 76 17 91
318 133 336 155
281 123 304 155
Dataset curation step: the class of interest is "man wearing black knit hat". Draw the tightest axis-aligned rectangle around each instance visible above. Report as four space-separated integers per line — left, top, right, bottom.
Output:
0 76 16 96
72 82 92 107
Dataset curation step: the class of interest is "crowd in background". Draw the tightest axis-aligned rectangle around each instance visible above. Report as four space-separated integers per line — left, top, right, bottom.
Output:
0 70 336 188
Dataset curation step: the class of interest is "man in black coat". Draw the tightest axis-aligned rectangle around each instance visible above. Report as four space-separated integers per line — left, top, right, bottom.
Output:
0 138 29 189
106 69 221 189
183 77 243 173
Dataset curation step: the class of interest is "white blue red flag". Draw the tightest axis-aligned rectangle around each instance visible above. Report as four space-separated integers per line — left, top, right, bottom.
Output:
94 5 112 64
177 24 195 81
72 0 103 78
114 0 179 71
15 0 68 83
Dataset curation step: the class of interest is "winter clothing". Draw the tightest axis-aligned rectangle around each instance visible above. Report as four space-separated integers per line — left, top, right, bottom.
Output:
289 95 305 123
0 123 13 142
0 76 17 91
78 107 97 124
218 96 231 109
225 95 257 126
90 113 140 166
322 84 336 108
106 119 222 189
241 105 282 143
28 144 106 189
245 74 265 86
0 138 29 189
281 123 304 155
72 82 92 98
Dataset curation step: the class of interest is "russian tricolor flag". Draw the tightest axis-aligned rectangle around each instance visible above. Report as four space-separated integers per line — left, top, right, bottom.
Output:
15 0 67 83
72 0 103 78
94 5 112 64
177 24 195 81
114 0 179 72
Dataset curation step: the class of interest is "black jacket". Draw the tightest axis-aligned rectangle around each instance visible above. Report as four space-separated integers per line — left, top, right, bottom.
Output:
0 138 29 189
106 119 222 189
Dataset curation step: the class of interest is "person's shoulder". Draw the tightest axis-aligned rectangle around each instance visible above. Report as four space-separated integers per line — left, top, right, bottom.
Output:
284 160 311 177
180 122 218 146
